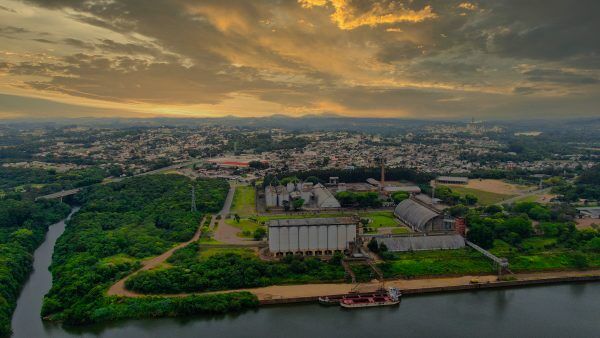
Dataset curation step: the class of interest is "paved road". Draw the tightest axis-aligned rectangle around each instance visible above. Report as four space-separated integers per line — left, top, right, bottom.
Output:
37 158 204 200
213 182 261 246
495 187 552 205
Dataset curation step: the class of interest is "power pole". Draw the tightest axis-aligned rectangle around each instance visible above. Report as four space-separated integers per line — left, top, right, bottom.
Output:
191 185 197 212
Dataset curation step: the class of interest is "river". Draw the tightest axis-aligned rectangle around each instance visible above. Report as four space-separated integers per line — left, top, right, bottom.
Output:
11 210 600 338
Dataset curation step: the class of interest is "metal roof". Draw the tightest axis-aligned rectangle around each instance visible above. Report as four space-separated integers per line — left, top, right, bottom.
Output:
577 207 600 218
436 176 469 183
394 199 440 231
378 234 465 252
268 217 356 227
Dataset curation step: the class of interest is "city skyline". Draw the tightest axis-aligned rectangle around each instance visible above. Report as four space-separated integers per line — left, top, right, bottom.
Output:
1 0 598 119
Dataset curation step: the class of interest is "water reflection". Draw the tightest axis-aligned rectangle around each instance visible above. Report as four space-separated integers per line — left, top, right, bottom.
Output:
10 207 600 338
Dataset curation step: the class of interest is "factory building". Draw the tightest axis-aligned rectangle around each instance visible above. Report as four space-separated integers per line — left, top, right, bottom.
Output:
394 198 455 232
268 217 358 256
265 181 341 209
436 176 469 185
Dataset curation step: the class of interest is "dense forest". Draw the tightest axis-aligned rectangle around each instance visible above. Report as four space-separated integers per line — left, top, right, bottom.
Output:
125 245 345 294
0 166 109 197
40 175 256 326
0 198 70 337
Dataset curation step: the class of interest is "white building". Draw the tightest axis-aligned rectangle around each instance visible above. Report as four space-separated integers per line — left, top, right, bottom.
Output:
268 217 357 256
265 181 340 209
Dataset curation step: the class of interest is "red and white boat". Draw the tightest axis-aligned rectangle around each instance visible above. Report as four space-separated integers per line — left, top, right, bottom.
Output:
339 288 401 309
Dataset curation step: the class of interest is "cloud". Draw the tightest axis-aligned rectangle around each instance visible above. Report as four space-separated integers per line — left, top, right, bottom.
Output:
0 5 17 13
0 93 141 119
457 2 477 11
522 68 598 85
299 0 438 30
0 0 597 120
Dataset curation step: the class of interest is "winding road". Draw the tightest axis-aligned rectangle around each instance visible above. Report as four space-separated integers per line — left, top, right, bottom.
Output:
108 181 259 297
107 216 206 297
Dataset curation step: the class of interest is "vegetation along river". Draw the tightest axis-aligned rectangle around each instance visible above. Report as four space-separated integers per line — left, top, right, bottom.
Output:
11 209 600 338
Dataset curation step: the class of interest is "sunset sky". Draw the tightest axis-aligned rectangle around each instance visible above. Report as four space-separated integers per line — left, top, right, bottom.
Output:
0 0 598 120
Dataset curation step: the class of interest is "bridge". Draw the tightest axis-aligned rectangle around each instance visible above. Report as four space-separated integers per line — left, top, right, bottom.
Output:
466 240 510 275
36 158 204 200
37 188 82 201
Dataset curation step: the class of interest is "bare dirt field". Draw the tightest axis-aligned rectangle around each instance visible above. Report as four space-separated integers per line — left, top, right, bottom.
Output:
461 179 532 195
576 218 599 230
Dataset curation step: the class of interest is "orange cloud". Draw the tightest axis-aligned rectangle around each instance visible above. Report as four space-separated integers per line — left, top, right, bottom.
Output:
458 2 478 11
299 0 438 30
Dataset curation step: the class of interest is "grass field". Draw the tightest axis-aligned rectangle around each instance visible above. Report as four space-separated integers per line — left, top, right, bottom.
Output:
380 238 600 278
198 237 224 245
380 249 495 278
391 227 412 234
258 211 399 226
198 247 256 260
230 186 256 216
490 239 600 272
226 218 265 238
442 185 514 205
363 211 399 228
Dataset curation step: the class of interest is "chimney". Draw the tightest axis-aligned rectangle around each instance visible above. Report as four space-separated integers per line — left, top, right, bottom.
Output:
380 159 385 191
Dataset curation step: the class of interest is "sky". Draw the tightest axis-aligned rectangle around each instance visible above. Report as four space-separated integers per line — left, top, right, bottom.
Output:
0 0 598 120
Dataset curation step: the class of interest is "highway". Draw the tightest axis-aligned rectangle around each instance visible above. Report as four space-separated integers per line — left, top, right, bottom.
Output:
36 158 204 200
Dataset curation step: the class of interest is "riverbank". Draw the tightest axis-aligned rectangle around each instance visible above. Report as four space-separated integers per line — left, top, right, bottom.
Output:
257 270 600 305
107 268 600 304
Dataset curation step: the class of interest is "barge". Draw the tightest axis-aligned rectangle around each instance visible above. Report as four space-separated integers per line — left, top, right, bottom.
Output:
319 287 402 308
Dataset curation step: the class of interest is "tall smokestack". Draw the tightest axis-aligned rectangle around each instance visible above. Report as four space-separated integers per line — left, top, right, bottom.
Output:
380 159 385 191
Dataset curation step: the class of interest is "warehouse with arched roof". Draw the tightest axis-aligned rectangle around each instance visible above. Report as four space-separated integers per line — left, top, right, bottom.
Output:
394 198 454 232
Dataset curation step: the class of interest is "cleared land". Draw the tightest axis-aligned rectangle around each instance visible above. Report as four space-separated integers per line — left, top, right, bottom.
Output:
443 185 514 205
576 218 599 230
463 179 532 195
442 179 540 205
230 186 256 216
226 218 264 238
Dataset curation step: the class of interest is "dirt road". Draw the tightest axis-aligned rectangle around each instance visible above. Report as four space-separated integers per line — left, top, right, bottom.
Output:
107 216 205 297
108 268 600 299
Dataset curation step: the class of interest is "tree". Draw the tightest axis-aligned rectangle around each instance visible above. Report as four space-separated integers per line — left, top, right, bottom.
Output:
367 238 379 253
504 216 533 239
448 204 468 217
304 176 322 185
571 252 589 270
248 161 269 169
464 194 478 206
485 205 503 214
528 206 551 221
253 228 266 240
467 224 494 249
292 198 304 211
391 191 409 203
